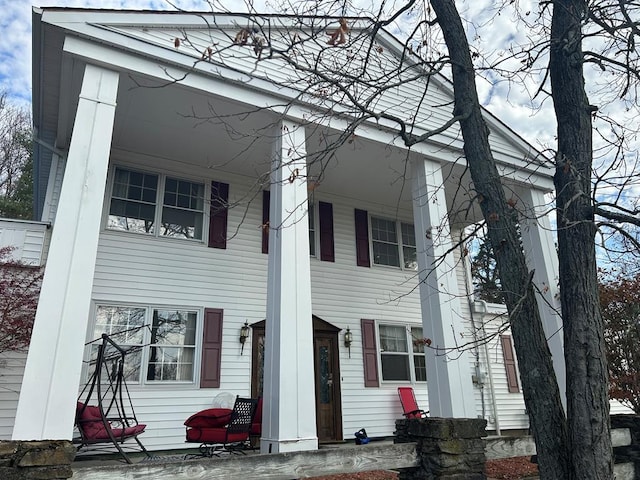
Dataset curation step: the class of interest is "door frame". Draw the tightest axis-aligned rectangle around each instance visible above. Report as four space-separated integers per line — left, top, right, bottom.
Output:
312 316 343 442
249 316 343 442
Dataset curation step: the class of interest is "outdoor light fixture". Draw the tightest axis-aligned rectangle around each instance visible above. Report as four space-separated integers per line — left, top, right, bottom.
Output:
240 321 250 355
344 327 353 358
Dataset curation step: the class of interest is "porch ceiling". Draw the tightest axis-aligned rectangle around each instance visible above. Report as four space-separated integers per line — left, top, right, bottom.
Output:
62 68 483 226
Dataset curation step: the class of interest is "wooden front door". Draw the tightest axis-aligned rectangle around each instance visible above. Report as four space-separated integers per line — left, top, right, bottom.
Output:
313 332 342 442
250 316 343 443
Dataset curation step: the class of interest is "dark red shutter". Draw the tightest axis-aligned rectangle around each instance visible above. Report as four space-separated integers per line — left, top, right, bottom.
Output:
200 308 224 388
262 190 270 254
319 201 335 262
354 209 370 267
361 319 379 387
500 335 520 393
209 181 229 249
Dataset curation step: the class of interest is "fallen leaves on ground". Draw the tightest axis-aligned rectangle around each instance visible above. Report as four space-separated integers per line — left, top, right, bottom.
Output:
485 456 539 479
306 456 539 480
308 471 397 480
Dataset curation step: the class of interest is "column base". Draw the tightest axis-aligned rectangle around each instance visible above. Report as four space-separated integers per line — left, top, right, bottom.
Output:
260 436 318 454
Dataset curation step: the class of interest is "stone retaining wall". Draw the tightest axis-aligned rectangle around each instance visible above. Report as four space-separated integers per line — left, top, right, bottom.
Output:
395 417 488 479
0 440 75 480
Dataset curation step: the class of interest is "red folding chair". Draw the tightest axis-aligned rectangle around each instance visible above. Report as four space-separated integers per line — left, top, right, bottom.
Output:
398 387 428 418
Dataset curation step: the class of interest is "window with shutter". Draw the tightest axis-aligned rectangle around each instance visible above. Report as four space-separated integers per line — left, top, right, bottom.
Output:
500 335 520 393
200 308 224 388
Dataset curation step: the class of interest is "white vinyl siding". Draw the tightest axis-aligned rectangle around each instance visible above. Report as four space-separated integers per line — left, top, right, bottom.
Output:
0 220 49 266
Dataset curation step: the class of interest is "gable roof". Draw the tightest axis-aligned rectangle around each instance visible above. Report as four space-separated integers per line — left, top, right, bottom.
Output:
32 7 553 218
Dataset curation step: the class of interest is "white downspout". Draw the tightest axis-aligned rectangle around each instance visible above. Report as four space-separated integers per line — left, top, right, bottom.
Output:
478 300 501 436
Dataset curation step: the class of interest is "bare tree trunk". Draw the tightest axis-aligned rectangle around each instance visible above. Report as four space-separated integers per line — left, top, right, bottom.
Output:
429 1 569 478
550 1 612 478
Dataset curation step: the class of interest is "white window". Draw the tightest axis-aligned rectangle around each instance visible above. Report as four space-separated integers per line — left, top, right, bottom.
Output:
371 216 417 269
108 166 205 240
379 324 426 382
89 305 199 385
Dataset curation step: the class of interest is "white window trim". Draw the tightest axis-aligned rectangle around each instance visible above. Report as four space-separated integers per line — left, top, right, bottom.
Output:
369 214 416 270
84 301 204 389
308 200 317 258
376 322 427 384
103 164 210 244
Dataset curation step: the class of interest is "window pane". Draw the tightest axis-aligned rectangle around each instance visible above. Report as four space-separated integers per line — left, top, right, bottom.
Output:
381 354 410 381
401 223 416 247
414 355 427 382
308 202 316 257
371 217 400 266
371 217 397 243
91 306 146 384
89 343 142 384
147 310 197 382
401 224 417 270
411 327 427 381
403 246 417 270
373 241 401 267
108 167 158 234
94 306 146 344
411 327 424 352
380 325 407 352
161 178 204 240
147 346 195 381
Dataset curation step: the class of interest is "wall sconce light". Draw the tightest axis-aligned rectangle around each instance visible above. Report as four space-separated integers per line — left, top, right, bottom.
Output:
240 321 250 355
344 327 353 358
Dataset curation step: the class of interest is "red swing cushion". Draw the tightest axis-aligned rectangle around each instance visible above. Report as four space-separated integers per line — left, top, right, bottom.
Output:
184 408 233 428
76 402 146 440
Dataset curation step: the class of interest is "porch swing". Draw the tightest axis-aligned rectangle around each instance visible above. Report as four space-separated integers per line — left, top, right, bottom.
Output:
75 333 149 463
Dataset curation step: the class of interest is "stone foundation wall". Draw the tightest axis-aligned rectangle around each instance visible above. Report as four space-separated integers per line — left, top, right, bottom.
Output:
0 440 75 480
612 415 640 480
395 417 488 480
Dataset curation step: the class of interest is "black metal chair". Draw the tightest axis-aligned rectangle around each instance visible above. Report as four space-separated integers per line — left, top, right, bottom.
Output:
185 396 258 456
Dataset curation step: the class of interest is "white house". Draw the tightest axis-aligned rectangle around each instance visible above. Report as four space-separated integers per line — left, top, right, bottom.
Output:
2 7 572 453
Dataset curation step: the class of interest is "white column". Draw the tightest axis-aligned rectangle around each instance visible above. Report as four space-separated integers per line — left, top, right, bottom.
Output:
519 187 566 410
412 158 476 418
260 119 317 453
13 64 119 440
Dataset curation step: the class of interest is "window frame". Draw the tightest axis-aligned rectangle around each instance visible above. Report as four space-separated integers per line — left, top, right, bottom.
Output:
105 164 208 243
86 302 204 388
369 215 417 270
308 200 317 258
377 322 427 383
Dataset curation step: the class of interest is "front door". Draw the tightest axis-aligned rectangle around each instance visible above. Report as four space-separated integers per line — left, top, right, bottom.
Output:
250 316 343 443
314 332 342 442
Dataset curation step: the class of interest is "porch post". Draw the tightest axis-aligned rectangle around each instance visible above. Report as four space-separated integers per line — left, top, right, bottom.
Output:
261 119 318 453
519 187 566 409
12 64 119 440
411 158 476 418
